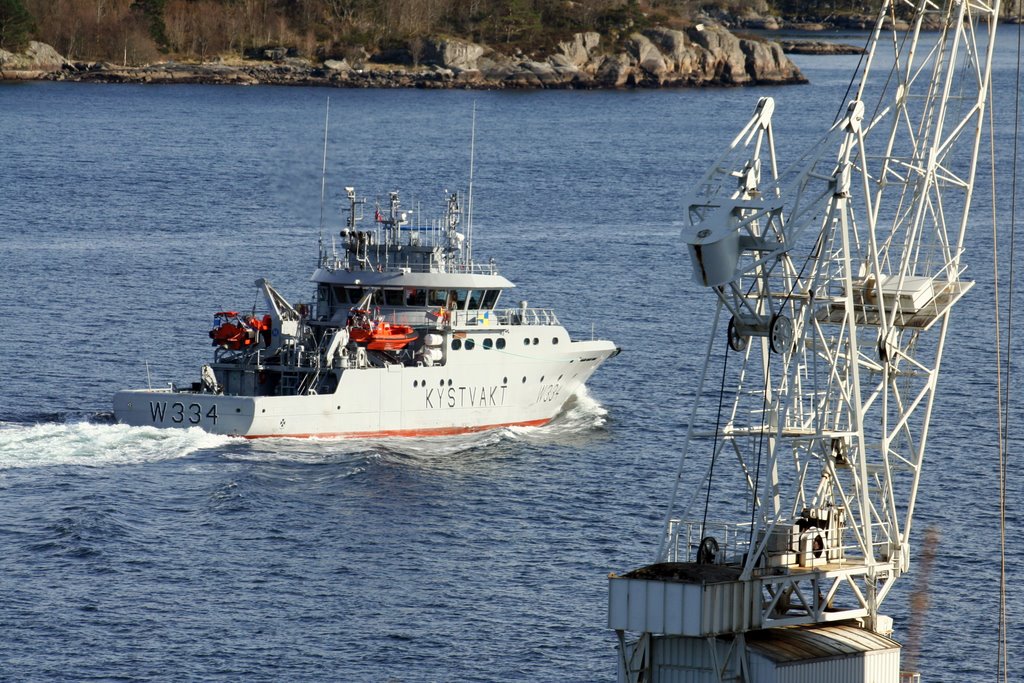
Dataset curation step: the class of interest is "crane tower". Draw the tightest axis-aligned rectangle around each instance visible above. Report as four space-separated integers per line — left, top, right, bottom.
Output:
609 0 1000 680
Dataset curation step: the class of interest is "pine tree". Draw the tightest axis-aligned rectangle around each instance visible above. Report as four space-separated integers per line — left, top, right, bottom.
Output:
0 0 34 52
131 0 168 48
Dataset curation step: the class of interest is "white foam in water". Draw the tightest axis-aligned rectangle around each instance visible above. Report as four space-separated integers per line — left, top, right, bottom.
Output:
0 421 231 470
509 385 608 438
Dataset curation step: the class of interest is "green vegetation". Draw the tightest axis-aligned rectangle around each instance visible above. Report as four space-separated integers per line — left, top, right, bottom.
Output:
1 0 646 63
0 0 35 51
9 0 885 65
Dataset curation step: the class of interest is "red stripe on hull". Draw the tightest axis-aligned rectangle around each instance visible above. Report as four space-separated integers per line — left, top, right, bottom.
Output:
239 417 551 440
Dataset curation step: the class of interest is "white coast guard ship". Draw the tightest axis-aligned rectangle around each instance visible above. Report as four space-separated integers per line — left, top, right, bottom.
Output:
114 188 618 438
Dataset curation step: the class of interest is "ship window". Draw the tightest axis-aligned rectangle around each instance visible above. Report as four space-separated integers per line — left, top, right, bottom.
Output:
428 289 449 307
533 337 539 345
523 338 530 346
345 287 365 304
453 289 470 310
481 289 500 309
406 288 426 307
330 285 347 304
496 338 506 349
318 285 330 302
483 338 493 350
384 289 404 306
552 337 559 345
467 290 480 309
452 339 462 350
465 339 476 350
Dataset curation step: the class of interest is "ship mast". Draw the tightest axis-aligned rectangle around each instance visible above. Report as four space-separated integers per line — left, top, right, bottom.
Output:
611 0 1000 679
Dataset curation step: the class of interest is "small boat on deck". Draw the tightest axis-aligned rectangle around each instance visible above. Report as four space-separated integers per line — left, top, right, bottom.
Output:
347 306 418 351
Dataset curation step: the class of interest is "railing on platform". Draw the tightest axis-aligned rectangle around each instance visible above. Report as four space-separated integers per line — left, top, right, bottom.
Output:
495 307 560 326
665 519 753 564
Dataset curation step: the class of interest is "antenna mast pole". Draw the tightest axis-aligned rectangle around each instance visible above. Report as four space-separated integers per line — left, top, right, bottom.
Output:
467 102 477 265
318 97 331 266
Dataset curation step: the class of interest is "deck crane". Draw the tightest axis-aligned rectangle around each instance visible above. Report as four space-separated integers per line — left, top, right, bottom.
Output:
609 0 1000 680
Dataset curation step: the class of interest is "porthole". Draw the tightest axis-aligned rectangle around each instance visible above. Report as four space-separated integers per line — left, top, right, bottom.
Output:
540 376 545 382
466 339 476 350
413 380 419 387
522 376 527 383
523 338 530 346
503 377 508 384
448 379 453 386
552 337 559 345
483 338 493 350
439 379 445 387
496 338 506 349
452 339 462 350
533 337 539 345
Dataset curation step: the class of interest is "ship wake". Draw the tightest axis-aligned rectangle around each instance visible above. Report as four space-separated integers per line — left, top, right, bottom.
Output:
0 420 231 470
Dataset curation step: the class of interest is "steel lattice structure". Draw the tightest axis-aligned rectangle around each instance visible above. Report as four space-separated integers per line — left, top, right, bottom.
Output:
662 0 1000 635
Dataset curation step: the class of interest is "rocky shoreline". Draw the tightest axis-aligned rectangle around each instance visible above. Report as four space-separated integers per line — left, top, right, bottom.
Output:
1 25 810 89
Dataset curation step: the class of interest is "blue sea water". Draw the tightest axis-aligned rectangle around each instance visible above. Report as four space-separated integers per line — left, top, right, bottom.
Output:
1 36 1022 681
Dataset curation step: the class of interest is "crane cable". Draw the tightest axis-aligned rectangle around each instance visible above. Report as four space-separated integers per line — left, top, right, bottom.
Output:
700 343 729 536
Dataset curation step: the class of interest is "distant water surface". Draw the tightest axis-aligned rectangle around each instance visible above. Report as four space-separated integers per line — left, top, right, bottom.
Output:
0 40 1021 680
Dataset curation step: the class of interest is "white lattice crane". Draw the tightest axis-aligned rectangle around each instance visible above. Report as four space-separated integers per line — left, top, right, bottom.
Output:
610 0 1000 679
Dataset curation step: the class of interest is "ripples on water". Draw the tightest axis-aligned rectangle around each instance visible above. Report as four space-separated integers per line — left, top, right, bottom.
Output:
1 43 1021 680
0 392 624 681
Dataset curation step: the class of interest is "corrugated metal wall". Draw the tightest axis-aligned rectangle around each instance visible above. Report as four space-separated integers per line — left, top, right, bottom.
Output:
618 634 901 683
748 648 900 683
618 636 743 683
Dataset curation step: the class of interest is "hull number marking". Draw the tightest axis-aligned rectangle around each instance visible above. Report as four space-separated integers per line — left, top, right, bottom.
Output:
537 384 562 403
150 401 219 425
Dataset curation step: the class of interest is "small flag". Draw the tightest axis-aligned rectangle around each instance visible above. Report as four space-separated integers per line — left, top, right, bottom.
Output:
374 208 383 222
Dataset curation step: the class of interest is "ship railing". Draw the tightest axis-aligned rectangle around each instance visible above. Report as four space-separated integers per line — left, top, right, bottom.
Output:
443 261 499 275
378 261 499 275
496 307 561 326
665 519 753 565
899 673 921 683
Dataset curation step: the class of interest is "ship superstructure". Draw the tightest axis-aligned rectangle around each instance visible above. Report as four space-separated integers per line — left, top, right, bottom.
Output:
609 0 998 680
114 187 618 438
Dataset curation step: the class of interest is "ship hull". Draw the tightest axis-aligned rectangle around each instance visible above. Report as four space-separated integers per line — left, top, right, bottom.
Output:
114 340 617 438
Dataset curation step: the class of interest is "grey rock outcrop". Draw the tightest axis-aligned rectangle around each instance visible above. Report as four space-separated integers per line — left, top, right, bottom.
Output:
596 53 635 88
421 38 485 70
5 27 804 90
741 38 802 83
323 59 351 72
557 32 600 67
0 41 68 78
629 33 669 81
686 24 750 84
